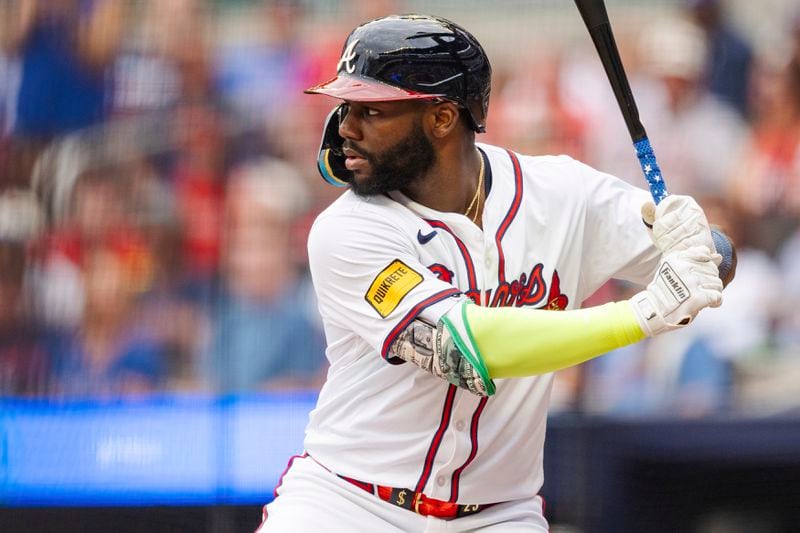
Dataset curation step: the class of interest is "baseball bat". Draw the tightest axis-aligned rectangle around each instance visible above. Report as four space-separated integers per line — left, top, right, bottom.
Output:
573 0 735 285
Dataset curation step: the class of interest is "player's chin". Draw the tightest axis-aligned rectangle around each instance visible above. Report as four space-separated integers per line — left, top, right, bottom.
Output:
349 172 379 196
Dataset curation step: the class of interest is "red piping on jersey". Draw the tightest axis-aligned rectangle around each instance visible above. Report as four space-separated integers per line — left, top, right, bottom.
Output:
448 396 489 502
495 150 524 284
338 474 375 494
259 503 268 531
381 288 461 360
415 384 458 494
409 219 484 500
272 452 308 499
424 219 478 291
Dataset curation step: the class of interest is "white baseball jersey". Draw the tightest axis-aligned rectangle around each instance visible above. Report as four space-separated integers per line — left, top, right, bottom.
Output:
304 142 660 505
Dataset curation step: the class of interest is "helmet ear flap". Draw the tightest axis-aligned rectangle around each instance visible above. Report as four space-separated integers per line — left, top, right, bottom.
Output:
317 104 352 187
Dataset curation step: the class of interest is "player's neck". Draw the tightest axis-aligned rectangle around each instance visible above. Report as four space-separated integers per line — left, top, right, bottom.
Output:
400 141 483 223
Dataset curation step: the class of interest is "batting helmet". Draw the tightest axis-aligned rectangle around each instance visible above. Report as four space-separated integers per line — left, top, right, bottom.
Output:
306 14 492 132
306 14 492 186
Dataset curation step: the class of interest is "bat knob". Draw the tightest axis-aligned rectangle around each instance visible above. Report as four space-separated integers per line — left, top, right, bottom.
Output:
711 228 736 289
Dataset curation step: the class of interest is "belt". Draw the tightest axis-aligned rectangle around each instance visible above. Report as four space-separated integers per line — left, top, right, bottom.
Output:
309 455 492 520
338 474 493 520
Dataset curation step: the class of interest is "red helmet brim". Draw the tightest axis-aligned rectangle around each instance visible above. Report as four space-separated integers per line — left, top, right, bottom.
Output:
304 75 444 102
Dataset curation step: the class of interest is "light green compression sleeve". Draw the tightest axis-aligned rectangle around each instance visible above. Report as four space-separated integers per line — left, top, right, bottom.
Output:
455 301 646 379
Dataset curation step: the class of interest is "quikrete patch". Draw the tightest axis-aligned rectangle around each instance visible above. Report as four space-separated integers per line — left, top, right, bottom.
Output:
366 260 423 317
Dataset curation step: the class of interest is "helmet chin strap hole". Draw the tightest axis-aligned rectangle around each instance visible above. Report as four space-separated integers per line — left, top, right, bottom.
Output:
315 104 353 187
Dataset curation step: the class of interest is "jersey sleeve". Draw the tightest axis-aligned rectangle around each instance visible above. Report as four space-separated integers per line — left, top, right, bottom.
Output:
308 205 463 362
573 159 662 295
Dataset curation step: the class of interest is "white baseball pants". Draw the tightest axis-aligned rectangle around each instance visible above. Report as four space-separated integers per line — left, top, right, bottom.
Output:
256 454 549 533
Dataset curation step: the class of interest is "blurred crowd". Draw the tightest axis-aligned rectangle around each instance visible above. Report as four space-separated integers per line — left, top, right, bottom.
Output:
0 0 798 417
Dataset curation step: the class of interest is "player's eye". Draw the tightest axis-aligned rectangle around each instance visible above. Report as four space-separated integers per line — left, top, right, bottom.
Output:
364 107 380 117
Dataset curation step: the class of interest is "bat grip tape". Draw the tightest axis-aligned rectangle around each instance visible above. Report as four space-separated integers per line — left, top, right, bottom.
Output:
634 137 668 204
633 137 735 283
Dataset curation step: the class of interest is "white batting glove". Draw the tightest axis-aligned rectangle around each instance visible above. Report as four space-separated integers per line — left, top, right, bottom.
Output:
641 195 720 265
629 246 723 337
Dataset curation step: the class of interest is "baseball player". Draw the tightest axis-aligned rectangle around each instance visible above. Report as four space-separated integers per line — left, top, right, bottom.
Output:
257 14 727 532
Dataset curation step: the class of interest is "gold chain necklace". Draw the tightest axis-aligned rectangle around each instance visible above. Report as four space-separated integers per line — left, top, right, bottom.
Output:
464 150 485 223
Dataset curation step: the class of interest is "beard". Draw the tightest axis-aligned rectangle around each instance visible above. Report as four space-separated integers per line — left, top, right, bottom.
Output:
346 121 436 197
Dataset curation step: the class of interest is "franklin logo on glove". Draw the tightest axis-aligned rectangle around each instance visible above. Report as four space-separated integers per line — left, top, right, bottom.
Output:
659 263 689 303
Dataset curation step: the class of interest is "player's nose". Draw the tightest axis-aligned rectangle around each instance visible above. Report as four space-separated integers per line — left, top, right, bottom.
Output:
338 103 362 141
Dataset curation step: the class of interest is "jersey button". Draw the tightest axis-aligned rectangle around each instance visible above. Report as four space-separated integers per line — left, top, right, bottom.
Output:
455 420 466 431
436 476 446 486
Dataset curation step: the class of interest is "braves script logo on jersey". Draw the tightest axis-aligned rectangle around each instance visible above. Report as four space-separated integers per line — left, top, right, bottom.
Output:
337 39 360 74
427 263 454 284
427 263 569 310
366 259 424 317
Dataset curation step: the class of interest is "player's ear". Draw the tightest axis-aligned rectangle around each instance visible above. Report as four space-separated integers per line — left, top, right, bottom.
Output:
427 101 461 139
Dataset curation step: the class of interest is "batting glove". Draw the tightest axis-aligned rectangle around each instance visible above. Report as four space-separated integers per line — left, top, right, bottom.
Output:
641 195 721 265
629 246 723 337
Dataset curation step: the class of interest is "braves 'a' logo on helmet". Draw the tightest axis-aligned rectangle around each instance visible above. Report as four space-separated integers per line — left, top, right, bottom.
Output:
337 39 359 74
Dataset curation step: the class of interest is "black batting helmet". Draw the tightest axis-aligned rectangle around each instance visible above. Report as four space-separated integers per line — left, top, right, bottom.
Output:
306 14 492 133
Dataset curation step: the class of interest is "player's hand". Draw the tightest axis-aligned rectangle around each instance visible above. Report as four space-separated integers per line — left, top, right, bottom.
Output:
641 195 721 265
629 246 723 337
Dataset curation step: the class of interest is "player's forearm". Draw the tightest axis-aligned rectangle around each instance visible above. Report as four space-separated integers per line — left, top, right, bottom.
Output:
389 248 721 396
453 246 722 381
388 299 645 397
463 302 644 378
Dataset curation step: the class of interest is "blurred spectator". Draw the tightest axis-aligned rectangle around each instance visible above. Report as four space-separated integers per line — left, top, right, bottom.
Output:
45 242 168 397
776 227 800 351
0 242 48 396
688 199 783 363
729 51 800 255
0 187 43 241
126 155 177 236
489 54 589 159
0 1 21 138
590 16 746 199
199 157 326 393
793 11 800 65
123 155 205 390
110 1 186 116
27 164 162 396
170 102 226 299
2 0 125 139
135 0 212 106
684 0 754 118
555 19 653 170
734 221 800 414
0 1 795 411
583 337 731 417
0 191 48 396
214 0 312 128
0 60 17 138
31 168 147 329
